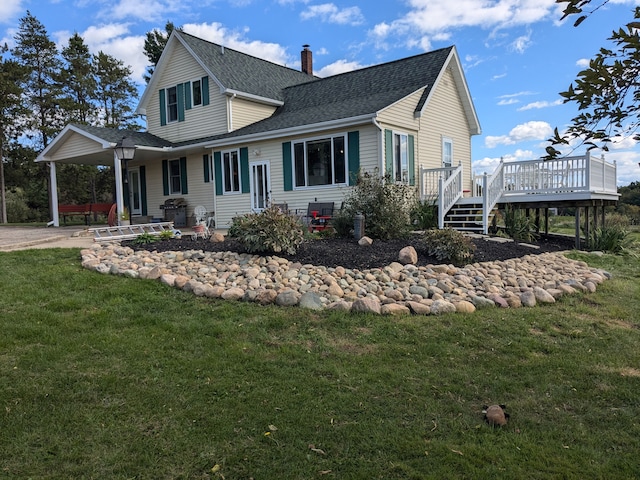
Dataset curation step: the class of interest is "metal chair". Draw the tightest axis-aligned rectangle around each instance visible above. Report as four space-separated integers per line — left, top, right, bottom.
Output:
192 205 210 239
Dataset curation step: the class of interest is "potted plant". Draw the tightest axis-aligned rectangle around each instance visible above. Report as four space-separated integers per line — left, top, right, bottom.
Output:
120 207 130 226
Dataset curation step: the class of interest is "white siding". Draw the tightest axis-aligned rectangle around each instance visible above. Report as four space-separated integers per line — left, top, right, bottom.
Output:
231 98 277 131
146 42 228 142
50 132 104 161
212 125 380 228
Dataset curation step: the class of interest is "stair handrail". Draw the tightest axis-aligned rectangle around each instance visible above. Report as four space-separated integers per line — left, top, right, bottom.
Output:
482 159 505 234
438 164 463 229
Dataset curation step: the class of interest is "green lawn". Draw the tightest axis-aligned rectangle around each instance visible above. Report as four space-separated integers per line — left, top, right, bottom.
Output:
1 248 639 479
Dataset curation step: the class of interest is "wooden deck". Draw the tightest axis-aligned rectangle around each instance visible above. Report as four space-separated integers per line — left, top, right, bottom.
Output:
420 152 619 240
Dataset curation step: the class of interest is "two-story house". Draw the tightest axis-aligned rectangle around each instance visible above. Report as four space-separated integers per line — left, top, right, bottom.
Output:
38 30 480 229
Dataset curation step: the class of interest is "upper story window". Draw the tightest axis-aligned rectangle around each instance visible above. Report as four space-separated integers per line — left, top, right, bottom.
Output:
293 134 346 188
442 137 453 168
393 132 409 183
223 149 241 194
166 86 178 123
191 79 202 107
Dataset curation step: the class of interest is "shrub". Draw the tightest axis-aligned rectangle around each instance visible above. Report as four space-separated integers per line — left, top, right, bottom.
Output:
132 232 158 245
158 230 174 240
340 169 414 240
421 228 475 265
502 205 538 243
4 188 31 223
410 199 438 230
331 211 354 238
586 226 628 253
228 205 305 254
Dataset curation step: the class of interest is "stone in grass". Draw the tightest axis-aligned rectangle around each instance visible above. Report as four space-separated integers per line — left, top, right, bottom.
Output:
276 289 301 307
520 290 536 307
299 292 324 311
407 301 430 315
430 299 456 315
351 297 381 314
533 286 556 304
256 289 278 305
398 246 418 265
454 300 476 314
221 287 245 301
381 303 411 315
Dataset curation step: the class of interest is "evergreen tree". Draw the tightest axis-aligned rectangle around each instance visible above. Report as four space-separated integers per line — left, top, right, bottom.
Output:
60 33 97 125
11 11 64 149
0 44 29 223
93 51 139 129
143 21 179 83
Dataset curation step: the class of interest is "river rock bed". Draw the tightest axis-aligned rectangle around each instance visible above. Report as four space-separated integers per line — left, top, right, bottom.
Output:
80 242 611 315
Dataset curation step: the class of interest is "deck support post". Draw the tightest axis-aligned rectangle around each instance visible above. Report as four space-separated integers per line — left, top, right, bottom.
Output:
584 206 590 248
575 208 581 250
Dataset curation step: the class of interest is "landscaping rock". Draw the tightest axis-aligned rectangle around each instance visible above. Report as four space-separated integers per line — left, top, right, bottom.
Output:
398 246 418 265
381 303 411 315
358 236 373 246
351 297 381 314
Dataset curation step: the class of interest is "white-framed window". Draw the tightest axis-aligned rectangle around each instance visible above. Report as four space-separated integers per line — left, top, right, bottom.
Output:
393 132 409 183
442 137 453 168
166 86 178 123
223 149 241 194
191 79 202 107
169 159 182 194
293 134 347 188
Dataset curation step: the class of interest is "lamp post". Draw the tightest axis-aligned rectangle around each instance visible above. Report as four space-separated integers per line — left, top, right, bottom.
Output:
114 137 137 224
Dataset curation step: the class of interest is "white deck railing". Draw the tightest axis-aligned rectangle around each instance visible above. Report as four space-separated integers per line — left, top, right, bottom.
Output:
422 152 617 232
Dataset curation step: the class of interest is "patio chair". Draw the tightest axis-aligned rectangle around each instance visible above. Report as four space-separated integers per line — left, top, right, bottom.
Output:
192 205 211 239
306 202 334 232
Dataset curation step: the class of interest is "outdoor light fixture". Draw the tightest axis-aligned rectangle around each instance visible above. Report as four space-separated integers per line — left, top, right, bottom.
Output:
114 136 137 223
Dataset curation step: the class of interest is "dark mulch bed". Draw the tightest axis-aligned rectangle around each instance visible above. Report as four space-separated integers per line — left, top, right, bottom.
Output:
126 233 577 270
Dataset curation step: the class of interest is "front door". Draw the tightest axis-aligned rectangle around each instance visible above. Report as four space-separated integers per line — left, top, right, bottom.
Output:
250 160 270 212
128 167 142 216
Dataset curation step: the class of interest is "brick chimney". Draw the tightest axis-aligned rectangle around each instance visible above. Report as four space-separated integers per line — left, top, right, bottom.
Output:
301 44 313 75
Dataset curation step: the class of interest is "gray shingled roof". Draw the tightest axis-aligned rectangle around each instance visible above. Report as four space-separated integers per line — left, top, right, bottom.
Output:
173 45 454 146
72 124 174 148
178 31 316 102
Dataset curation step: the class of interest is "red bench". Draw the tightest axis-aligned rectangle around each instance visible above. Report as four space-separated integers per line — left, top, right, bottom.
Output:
58 203 116 226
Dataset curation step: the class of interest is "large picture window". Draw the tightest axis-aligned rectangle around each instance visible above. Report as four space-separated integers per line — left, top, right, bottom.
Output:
223 149 240 193
293 135 346 188
393 133 409 183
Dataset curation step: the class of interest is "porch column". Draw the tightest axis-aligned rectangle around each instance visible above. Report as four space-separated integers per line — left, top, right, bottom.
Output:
49 162 59 227
113 151 125 221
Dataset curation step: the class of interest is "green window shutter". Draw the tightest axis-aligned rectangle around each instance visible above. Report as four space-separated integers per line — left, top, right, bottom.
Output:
177 83 185 122
184 82 192 110
348 131 360 185
140 165 148 215
282 142 292 191
213 152 222 196
162 160 169 195
159 89 166 126
203 154 210 183
240 147 250 193
384 129 393 177
179 157 188 194
202 76 210 106
408 135 415 186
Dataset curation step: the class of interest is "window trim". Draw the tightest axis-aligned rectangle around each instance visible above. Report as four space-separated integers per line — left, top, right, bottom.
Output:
168 159 182 194
166 86 178 123
291 132 348 190
191 78 202 107
222 148 241 195
392 131 409 184
442 136 453 168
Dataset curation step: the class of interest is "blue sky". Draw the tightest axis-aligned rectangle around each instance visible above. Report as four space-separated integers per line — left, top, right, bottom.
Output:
2 0 639 185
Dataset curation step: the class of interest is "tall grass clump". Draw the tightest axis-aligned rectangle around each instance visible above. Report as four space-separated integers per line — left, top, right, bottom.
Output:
339 169 415 240
587 213 630 253
502 204 538 243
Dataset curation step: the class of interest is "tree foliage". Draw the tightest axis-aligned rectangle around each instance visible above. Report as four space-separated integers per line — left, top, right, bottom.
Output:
143 21 179 83
547 1 640 156
93 51 138 129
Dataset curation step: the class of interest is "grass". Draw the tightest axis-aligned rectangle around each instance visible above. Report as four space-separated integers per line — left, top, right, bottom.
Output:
1 247 639 479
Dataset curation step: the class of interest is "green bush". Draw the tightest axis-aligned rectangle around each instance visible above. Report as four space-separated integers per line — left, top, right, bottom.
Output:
502 204 538 243
228 205 305 254
410 199 438 230
421 228 475 265
331 211 354 238
4 188 32 223
132 232 158 245
340 169 414 240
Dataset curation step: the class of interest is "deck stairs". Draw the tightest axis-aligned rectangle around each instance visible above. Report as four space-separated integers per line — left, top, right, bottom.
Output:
90 222 177 242
443 201 496 233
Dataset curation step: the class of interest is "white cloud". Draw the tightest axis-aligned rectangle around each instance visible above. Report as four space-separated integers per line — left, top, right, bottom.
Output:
518 99 564 111
316 59 366 77
510 30 532 53
371 0 557 49
183 22 292 67
497 98 518 106
301 4 365 26
605 150 640 186
485 121 553 148
98 0 179 23
473 149 536 174
0 0 22 24
576 58 590 68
